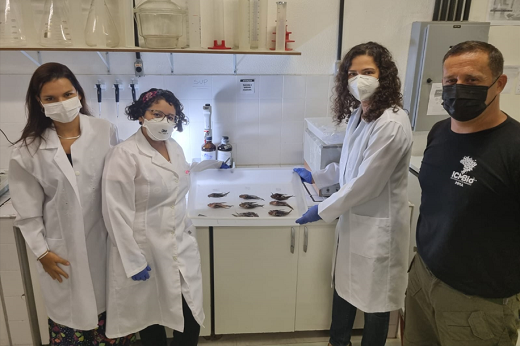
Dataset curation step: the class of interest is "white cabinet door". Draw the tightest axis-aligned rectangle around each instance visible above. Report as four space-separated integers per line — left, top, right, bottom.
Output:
295 223 335 331
196 227 212 337
213 226 299 334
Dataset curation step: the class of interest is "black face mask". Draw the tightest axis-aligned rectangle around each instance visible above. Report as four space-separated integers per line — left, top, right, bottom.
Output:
442 77 499 122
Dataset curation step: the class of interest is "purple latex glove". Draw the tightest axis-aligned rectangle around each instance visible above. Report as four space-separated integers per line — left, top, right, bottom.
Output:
131 265 151 281
295 205 322 225
220 162 231 169
293 168 313 184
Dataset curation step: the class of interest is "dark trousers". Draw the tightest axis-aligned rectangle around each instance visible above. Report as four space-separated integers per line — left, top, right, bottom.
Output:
329 289 390 346
139 295 201 346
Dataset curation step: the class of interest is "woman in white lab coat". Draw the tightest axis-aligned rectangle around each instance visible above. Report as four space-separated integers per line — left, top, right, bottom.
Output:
8 63 134 345
294 42 412 346
102 89 226 346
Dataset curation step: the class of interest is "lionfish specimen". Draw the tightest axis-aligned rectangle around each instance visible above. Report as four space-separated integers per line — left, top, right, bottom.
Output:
270 193 294 201
207 202 233 209
269 201 294 210
239 194 264 200
208 192 230 198
232 212 259 217
239 202 264 209
268 209 293 217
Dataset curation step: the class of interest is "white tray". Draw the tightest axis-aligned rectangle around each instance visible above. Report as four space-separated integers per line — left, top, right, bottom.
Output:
187 168 308 227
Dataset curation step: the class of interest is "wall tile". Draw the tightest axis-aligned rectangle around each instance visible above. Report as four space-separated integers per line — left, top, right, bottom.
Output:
283 76 306 99
259 76 283 99
236 99 259 143
305 97 329 118
165 75 213 100
259 99 283 123
212 76 237 101
234 141 259 166
282 99 305 122
306 75 330 100
281 121 305 165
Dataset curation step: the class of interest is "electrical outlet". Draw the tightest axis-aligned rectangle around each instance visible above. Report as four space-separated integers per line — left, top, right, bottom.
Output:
134 59 145 77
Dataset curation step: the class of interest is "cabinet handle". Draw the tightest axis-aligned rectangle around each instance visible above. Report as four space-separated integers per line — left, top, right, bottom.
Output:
303 226 308 253
291 227 295 254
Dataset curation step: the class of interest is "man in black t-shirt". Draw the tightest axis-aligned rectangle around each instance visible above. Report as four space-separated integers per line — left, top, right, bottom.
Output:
404 41 520 345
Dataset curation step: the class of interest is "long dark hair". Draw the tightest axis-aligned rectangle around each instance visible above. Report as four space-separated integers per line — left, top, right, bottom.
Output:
126 88 188 132
332 42 402 124
16 62 90 146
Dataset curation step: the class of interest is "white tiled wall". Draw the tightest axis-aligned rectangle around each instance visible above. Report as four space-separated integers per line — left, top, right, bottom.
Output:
0 74 334 169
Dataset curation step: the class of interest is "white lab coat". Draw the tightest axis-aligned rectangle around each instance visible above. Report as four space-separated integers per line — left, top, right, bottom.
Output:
102 129 221 338
314 107 412 313
9 114 118 330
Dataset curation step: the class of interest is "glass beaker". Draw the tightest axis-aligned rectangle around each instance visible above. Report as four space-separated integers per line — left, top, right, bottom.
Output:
134 0 186 49
0 0 26 46
85 0 120 48
39 0 73 46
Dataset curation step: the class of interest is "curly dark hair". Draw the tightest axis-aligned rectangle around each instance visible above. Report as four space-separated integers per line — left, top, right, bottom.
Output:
126 88 189 132
332 42 402 124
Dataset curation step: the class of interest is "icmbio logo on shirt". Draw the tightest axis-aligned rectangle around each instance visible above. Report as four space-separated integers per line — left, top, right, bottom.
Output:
451 156 477 187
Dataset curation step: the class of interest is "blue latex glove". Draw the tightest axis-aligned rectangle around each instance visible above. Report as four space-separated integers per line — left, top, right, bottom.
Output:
220 162 231 169
293 168 313 184
131 265 151 281
295 205 322 225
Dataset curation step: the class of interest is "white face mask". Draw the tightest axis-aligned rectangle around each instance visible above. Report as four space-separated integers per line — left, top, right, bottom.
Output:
42 96 82 123
348 75 380 102
142 118 175 141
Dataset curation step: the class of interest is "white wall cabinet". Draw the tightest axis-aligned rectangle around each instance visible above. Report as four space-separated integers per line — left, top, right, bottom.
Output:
0 218 33 346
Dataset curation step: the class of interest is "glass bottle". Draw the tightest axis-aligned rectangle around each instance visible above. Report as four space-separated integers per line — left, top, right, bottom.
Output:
39 0 73 47
217 136 233 165
0 0 26 47
85 0 120 48
201 136 217 161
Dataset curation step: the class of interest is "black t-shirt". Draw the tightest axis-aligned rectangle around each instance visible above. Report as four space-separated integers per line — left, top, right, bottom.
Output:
417 115 520 298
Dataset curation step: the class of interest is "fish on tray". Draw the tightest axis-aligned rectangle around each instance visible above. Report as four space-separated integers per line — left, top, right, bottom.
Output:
239 194 264 200
268 209 293 217
207 202 233 209
239 202 264 209
270 193 294 201
269 201 294 210
232 212 259 217
208 192 230 198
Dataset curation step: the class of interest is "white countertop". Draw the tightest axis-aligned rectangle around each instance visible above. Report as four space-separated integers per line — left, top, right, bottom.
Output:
410 156 423 174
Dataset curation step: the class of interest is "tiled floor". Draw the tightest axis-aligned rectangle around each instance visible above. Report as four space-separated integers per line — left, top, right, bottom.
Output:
133 330 403 346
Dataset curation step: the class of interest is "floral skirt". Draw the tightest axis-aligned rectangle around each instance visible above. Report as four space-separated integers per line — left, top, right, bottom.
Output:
48 311 136 345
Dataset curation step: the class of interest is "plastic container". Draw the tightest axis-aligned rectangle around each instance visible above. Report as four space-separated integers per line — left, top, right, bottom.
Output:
134 0 186 49
85 0 120 48
201 136 217 161
0 0 26 47
39 0 73 47
217 136 233 165
305 117 347 146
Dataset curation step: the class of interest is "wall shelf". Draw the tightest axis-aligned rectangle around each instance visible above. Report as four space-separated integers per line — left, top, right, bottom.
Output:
0 47 301 56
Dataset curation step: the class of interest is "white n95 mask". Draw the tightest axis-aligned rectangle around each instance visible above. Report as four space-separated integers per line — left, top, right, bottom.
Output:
42 96 82 123
143 118 175 141
348 75 380 102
